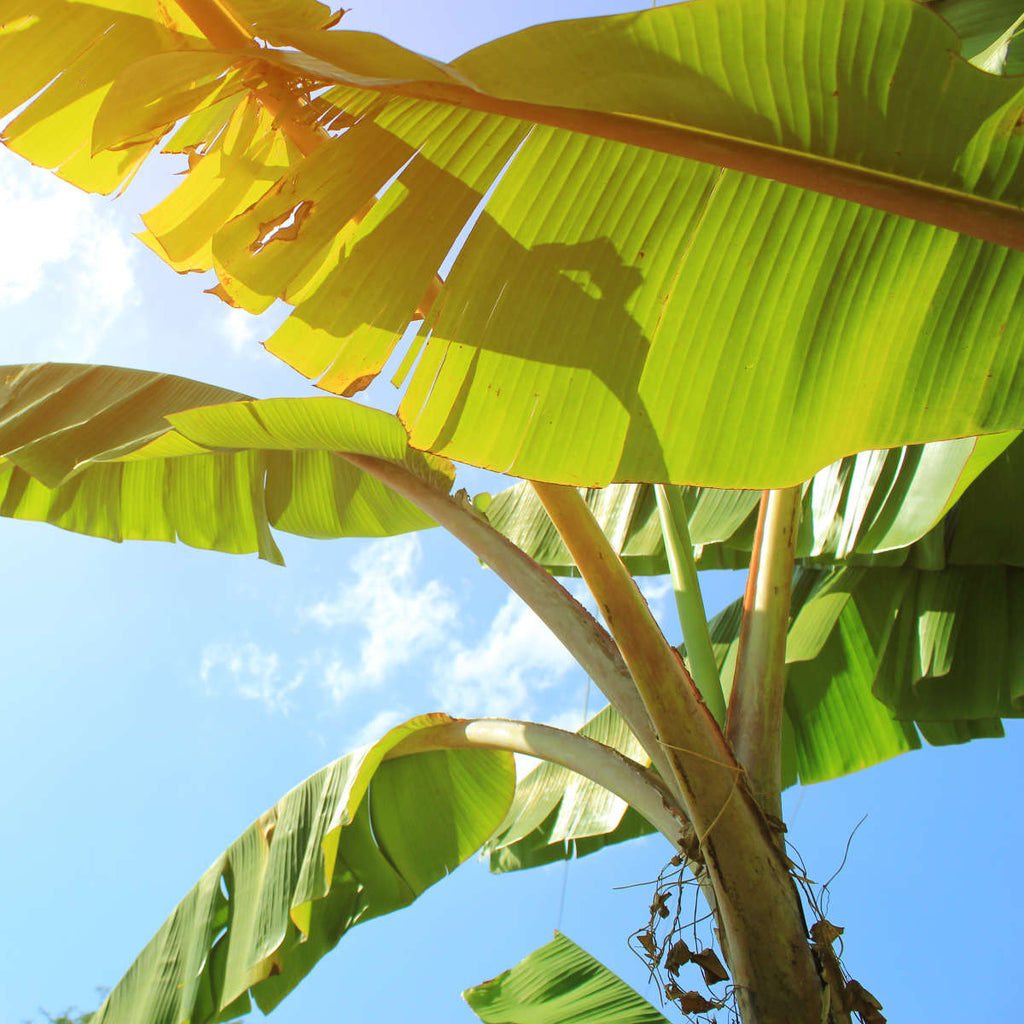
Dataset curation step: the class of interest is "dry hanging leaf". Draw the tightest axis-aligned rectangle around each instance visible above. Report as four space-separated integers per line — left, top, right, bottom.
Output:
692 947 729 985
650 891 671 919
810 919 845 948
843 979 886 1023
637 931 659 960
675 990 719 1014
665 939 692 975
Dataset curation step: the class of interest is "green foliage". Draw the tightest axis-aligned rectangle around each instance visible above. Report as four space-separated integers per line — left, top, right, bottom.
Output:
5 0 1024 486
0 364 452 562
464 932 670 1024
87 715 514 1024
4 0 1024 1021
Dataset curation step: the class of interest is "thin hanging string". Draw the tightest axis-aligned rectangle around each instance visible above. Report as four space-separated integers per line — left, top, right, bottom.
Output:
555 676 592 931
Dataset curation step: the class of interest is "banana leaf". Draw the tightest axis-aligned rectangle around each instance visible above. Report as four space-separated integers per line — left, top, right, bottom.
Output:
88 713 515 1024
0 363 453 564
464 932 670 1024
928 0 1024 73
488 705 657 873
481 433 1020 576
4 0 1024 486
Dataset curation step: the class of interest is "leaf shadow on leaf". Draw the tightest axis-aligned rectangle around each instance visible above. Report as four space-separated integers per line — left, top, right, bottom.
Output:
265 137 674 477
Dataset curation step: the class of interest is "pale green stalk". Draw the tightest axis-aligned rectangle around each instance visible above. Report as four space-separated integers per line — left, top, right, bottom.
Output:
336 452 683 804
725 487 802 822
655 484 726 724
388 718 692 851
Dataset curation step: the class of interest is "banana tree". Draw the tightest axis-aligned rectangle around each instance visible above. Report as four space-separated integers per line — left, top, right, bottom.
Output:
2 0 1024 1022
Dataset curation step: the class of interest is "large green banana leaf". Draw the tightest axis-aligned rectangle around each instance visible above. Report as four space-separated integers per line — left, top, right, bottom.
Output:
713 565 1020 765
482 433 1020 575
3 0 1024 486
89 713 515 1024
493 544 1024 872
487 705 656 873
0 364 453 563
464 932 670 1024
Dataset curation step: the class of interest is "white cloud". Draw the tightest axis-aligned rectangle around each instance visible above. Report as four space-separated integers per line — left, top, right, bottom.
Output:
200 641 303 714
307 536 459 706
637 575 676 629
638 576 674 605
220 307 260 355
348 708 410 750
434 592 576 720
302 536 583 725
545 705 590 734
0 151 136 357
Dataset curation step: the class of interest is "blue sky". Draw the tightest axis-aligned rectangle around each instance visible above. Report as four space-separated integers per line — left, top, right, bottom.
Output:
1 2 1022 1022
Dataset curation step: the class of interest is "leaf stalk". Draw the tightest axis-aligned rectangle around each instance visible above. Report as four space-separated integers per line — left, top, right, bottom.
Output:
726 487 802 821
388 717 692 851
335 452 682 801
654 484 726 724
261 46 1024 252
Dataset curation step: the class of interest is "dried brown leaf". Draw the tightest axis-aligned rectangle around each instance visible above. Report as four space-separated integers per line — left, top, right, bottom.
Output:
810 918 845 948
844 979 886 1023
637 931 659 960
675 990 720 1013
692 947 729 985
665 939 692 975
650 891 671 919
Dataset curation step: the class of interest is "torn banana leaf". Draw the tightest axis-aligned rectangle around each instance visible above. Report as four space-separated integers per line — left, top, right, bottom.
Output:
487 705 656 873
0 363 453 564
4 1 1024 486
482 433 1019 576
90 713 514 1024
710 564 1024 783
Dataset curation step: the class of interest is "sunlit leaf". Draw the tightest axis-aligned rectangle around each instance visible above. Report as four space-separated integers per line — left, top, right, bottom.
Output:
488 705 656 873
89 713 514 1024
5 1 1024 484
0 364 452 563
483 434 1019 576
464 932 670 1024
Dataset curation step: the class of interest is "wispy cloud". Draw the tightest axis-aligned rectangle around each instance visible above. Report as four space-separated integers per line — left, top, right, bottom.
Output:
348 708 411 750
434 592 576 720
201 536 588 731
220 306 270 357
306 536 459 705
637 575 675 628
0 152 136 357
199 641 304 714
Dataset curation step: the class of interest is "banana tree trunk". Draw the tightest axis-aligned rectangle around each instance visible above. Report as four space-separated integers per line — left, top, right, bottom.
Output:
532 483 835 1024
